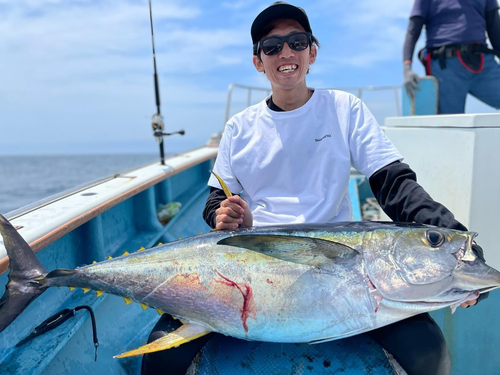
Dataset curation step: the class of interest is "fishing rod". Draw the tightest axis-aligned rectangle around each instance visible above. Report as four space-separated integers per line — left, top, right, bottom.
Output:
148 0 184 165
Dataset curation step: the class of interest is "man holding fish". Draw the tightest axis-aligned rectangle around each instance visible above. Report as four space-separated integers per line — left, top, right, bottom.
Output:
199 2 485 374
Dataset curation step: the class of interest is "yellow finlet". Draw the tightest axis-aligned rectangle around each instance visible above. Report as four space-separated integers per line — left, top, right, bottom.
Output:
69 287 75 291
156 309 165 315
157 242 163 246
82 287 91 294
92 261 97 264
138 246 145 252
140 303 149 310
96 290 104 297
114 323 212 358
211 172 232 198
123 297 133 305
122 251 129 255
198 232 203 235
107 256 113 260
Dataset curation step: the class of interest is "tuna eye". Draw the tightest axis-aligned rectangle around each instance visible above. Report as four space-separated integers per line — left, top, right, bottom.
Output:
426 230 445 247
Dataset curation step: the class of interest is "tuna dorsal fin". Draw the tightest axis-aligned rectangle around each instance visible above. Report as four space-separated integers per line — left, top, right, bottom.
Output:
113 322 211 358
217 235 358 269
0 215 49 333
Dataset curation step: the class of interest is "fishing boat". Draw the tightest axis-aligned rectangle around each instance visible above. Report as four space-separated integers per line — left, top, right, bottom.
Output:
2 3 500 374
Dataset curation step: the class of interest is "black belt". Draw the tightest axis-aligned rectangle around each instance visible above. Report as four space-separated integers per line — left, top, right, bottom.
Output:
426 43 500 70
428 46 458 58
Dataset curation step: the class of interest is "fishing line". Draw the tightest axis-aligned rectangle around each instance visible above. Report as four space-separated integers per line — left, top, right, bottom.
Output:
16 305 100 361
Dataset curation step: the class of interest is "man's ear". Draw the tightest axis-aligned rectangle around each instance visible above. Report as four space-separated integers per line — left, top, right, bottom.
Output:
253 55 265 72
309 45 317 65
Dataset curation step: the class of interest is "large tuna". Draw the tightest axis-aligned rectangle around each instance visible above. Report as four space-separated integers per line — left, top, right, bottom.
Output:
0 214 498 358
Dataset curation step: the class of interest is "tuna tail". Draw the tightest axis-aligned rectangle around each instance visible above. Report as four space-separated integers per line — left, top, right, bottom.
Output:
0 214 49 333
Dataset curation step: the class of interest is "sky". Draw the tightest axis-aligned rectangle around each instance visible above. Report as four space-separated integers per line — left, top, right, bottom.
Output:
0 0 498 156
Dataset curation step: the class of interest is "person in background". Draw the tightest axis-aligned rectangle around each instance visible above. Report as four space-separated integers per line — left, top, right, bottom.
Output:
204 2 486 374
403 0 500 114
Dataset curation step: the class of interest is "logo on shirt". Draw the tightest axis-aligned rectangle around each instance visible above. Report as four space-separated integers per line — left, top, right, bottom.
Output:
315 134 331 142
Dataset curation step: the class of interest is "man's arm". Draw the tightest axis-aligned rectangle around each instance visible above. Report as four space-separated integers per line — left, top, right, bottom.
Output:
486 8 500 51
203 187 227 228
403 16 425 64
403 16 425 99
369 161 466 229
203 187 253 229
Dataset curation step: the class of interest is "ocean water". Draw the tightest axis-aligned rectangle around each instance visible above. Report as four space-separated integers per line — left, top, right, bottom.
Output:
0 154 159 215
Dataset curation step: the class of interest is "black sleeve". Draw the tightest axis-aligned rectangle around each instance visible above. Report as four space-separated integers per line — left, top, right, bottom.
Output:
486 7 500 51
403 16 425 62
202 187 227 229
370 161 489 304
369 161 467 230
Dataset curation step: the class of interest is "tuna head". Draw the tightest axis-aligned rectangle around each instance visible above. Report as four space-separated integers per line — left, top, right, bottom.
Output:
362 226 500 305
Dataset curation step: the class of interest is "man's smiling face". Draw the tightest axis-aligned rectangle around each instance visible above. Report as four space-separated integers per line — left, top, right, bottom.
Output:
253 19 317 91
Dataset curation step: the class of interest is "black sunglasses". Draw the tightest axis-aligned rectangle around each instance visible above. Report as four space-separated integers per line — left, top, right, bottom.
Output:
256 32 312 56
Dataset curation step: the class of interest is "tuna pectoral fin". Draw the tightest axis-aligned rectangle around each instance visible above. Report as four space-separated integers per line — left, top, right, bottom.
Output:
218 235 358 269
308 327 368 344
114 323 211 358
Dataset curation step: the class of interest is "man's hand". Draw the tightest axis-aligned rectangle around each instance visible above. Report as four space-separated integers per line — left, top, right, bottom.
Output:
403 64 420 99
215 195 253 230
460 299 477 308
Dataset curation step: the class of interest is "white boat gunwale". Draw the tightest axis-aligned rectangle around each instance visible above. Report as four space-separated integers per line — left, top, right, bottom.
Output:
0 145 218 275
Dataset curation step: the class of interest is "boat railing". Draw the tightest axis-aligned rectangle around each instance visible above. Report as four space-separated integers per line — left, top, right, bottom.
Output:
224 82 402 125
224 83 273 124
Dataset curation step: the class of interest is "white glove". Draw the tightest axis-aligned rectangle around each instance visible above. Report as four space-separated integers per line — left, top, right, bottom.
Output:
403 64 420 99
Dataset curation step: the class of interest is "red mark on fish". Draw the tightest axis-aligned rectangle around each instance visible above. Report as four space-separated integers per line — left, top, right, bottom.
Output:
366 274 376 290
266 279 273 284
366 274 383 313
215 271 256 333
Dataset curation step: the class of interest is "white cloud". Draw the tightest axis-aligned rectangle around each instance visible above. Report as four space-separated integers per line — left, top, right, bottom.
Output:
312 0 414 68
0 0 248 154
153 28 248 73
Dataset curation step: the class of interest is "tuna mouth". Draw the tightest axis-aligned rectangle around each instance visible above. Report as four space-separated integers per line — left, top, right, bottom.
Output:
278 64 298 73
382 291 475 312
478 285 497 293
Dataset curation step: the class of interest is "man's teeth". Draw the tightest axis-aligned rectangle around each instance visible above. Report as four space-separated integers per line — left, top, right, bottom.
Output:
278 65 298 72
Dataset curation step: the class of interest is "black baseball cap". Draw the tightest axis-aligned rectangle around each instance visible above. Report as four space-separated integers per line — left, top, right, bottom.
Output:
251 2 312 44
